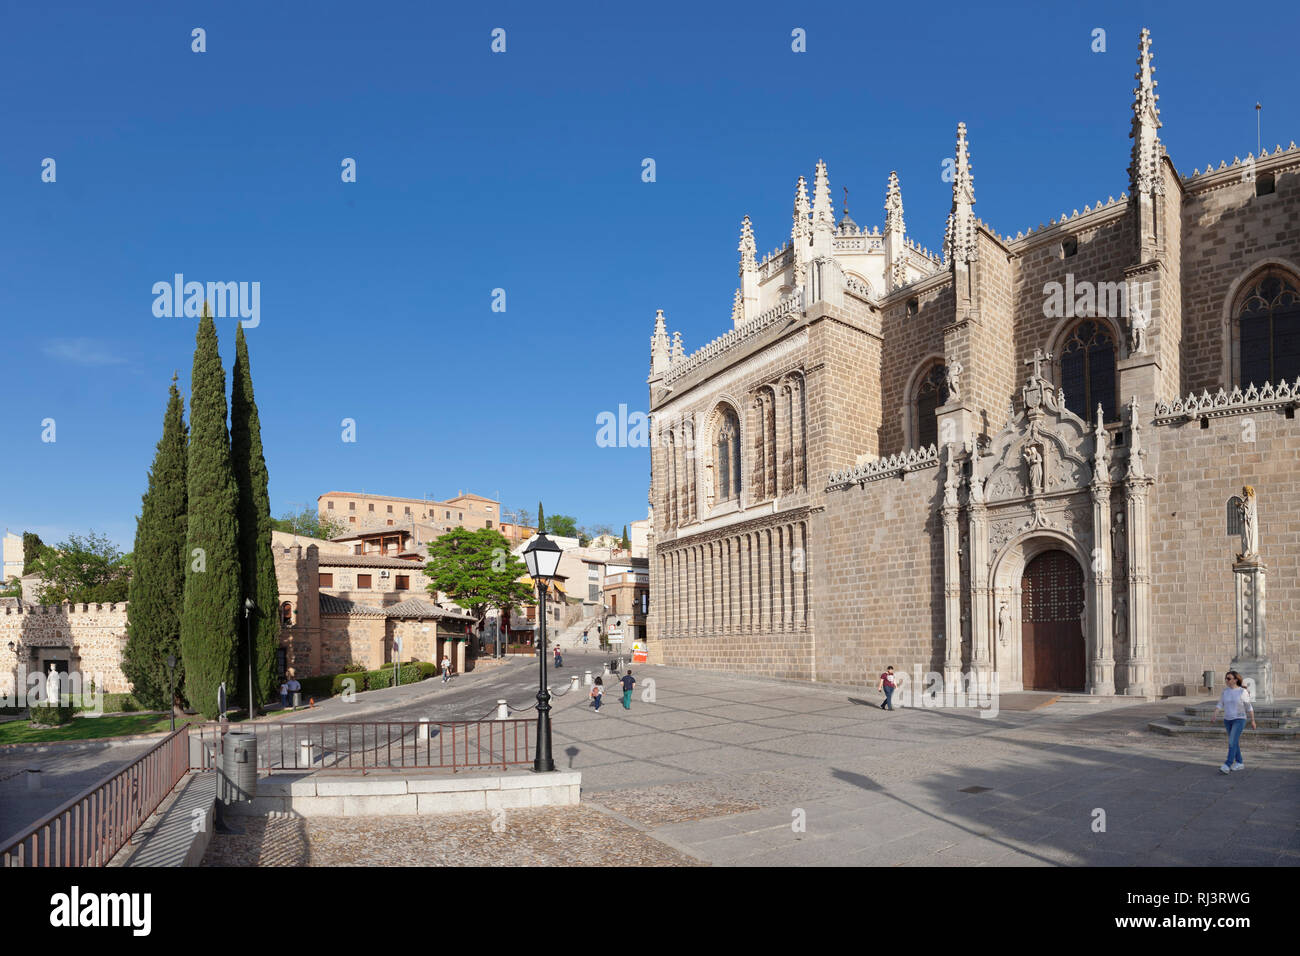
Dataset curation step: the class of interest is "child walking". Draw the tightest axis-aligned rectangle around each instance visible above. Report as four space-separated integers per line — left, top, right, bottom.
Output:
1212 670 1256 773
589 677 604 712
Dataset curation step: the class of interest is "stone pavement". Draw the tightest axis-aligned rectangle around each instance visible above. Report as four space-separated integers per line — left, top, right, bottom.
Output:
199 665 1299 867
553 665 1300 866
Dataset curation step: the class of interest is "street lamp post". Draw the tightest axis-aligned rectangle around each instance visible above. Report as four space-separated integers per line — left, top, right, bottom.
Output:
165 654 177 733
523 533 563 773
243 598 257 721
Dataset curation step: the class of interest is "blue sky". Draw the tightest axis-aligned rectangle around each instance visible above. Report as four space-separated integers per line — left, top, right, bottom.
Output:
2 0 1297 552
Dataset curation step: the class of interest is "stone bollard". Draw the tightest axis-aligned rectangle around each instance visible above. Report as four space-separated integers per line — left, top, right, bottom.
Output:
584 670 593 686
298 739 315 768
496 699 509 720
418 718 431 741
26 769 41 792
569 674 580 691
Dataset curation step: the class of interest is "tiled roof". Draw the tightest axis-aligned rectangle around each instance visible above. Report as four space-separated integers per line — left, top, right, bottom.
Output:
319 594 387 617
317 554 428 570
318 593 474 621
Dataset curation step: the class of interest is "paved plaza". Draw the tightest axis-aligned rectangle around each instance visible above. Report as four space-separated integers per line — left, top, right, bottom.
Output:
201 664 1299 866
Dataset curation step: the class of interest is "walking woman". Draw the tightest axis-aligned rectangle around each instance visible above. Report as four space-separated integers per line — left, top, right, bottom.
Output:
1212 670 1256 774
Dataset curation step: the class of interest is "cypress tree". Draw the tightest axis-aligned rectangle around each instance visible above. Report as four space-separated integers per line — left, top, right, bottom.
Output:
230 324 281 705
122 375 189 709
22 532 46 574
537 502 546 534
621 525 631 551
180 306 241 718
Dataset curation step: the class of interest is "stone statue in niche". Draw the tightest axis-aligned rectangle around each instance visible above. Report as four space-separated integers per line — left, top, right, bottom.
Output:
1111 512 1127 577
1112 592 1128 643
1238 485 1259 559
944 451 961 507
1093 404 1109 476
1129 301 1149 355
997 601 1012 647
1022 444 1045 496
46 664 60 705
946 362 963 402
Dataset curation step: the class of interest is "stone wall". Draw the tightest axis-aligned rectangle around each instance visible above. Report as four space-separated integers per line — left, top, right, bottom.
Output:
1150 407 1300 697
0 603 131 696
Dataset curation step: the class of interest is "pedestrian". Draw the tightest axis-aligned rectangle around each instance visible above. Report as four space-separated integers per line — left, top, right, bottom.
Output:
620 669 636 710
876 666 897 711
1212 670 1256 773
441 654 452 683
279 679 288 710
590 677 604 711
554 646 563 668
286 675 301 707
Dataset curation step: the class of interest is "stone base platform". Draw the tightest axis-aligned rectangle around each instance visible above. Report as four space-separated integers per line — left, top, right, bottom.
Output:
226 770 582 817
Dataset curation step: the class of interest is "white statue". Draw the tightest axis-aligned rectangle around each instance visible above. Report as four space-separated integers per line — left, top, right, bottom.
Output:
946 362 963 402
997 601 1012 647
1129 301 1149 354
1239 486 1259 558
1022 444 1044 495
1111 512 1126 577
46 664 60 705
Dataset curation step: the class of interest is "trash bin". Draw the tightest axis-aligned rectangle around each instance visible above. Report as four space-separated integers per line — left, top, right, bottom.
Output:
221 731 258 805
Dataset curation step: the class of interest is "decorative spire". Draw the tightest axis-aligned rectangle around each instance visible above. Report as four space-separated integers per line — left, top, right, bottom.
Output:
791 174 810 277
731 289 743 324
671 330 685 365
884 171 904 235
650 309 669 375
1128 28 1164 197
738 215 757 273
812 159 834 231
884 171 907 292
943 123 977 264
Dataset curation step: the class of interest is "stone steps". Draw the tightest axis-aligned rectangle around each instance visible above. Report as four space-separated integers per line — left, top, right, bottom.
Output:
1147 699 1300 738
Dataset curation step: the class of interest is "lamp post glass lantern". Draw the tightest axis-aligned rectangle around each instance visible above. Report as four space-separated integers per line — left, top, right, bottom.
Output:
523 533 563 773
243 598 256 720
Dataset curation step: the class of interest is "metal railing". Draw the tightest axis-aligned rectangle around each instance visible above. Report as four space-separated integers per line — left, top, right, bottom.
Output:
188 720 534 773
1 725 192 867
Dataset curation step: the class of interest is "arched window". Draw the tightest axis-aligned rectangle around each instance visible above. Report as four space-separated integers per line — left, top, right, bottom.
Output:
715 407 742 503
915 364 949 449
1059 321 1118 422
1237 273 1300 386
280 602 294 626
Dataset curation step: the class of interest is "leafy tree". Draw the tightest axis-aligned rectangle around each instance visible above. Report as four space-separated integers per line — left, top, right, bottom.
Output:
29 531 131 605
270 508 348 540
537 502 546 534
0 577 22 599
621 526 631 551
546 513 579 539
424 528 534 621
231 325 281 706
180 307 241 719
22 532 47 574
122 375 189 709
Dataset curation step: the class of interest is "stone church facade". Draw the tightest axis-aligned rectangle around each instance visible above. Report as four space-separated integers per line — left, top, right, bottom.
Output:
646 30 1299 700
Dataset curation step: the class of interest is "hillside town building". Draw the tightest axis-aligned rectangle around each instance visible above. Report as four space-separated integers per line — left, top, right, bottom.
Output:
646 29 1299 700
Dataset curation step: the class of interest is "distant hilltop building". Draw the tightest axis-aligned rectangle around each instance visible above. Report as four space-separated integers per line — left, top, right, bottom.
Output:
646 29 1298 700
317 490 534 544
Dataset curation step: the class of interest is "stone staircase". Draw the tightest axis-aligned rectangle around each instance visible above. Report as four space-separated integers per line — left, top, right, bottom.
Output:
1148 700 1300 738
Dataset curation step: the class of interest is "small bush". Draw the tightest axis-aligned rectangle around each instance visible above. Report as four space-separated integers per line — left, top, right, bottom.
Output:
28 704 77 727
339 662 367 674
297 676 334 700
367 668 393 690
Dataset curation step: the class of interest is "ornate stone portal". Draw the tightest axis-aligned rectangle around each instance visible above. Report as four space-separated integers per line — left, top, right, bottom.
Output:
941 372 1152 696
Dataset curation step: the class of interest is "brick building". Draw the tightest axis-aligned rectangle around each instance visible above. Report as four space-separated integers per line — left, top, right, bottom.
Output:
646 29 1298 700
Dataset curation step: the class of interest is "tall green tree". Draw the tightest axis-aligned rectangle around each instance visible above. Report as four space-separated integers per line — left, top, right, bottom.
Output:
621 526 631 551
546 514 579 538
22 532 46 574
537 502 546 534
122 376 189 709
231 325 281 705
28 532 131 604
424 528 534 621
180 307 241 718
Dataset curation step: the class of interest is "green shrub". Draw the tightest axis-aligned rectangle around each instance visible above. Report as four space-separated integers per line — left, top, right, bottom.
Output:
29 704 78 727
367 668 393 690
339 662 367 674
297 675 334 700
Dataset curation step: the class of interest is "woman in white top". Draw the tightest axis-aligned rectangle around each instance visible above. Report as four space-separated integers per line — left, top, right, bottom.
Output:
1212 670 1256 774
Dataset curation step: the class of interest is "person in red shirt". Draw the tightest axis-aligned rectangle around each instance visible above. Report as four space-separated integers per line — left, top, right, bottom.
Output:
876 666 897 711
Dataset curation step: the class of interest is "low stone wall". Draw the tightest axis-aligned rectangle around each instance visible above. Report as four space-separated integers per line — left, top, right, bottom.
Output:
227 770 581 817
